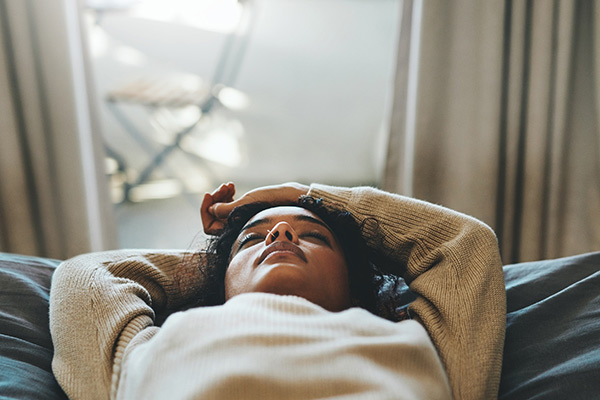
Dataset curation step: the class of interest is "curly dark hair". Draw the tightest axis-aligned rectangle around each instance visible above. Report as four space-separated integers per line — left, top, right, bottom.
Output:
198 196 413 321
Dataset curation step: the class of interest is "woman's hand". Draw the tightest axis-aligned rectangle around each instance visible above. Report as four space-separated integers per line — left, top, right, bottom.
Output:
200 182 236 235
201 182 310 235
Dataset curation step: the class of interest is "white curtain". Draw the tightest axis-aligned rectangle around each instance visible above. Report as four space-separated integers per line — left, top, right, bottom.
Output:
0 0 116 258
384 0 600 263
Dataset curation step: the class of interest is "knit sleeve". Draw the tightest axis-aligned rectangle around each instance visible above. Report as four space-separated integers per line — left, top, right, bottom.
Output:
308 184 506 400
49 249 203 400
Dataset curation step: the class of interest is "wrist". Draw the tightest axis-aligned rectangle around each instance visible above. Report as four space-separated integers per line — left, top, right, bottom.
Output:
286 182 310 200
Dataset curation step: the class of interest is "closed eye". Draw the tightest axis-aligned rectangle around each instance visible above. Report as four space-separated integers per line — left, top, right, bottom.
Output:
300 231 331 247
238 233 264 249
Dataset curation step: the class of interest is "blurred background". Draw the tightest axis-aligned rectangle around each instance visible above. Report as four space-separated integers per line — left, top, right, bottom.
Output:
87 0 398 250
1 0 599 263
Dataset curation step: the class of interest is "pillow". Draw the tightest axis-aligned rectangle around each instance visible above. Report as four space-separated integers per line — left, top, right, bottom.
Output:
0 253 68 400
499 251 600 399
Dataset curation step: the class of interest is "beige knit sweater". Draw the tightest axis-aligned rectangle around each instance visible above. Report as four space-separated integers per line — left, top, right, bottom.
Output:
49 184 505 400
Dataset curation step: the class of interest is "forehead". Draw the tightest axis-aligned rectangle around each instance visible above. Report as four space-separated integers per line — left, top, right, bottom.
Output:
246 206 325 226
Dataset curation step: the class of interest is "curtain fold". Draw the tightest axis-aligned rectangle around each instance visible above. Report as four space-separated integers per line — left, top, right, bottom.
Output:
0 0 116 259
384 0 600 263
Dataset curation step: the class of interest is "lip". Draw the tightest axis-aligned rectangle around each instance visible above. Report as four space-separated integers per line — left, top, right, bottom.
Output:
258 242 307 265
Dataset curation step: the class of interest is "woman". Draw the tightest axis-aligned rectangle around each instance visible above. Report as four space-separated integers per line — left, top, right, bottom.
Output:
50 182 505 400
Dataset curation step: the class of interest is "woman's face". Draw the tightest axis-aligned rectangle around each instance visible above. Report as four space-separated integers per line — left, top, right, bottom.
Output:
224 206 351 311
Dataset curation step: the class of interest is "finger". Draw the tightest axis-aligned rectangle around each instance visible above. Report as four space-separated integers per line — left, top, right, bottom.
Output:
201 183 238 235
223 183 235 202
208 221 226 235
200 193 216 231
210 201 237 219
200 193 212 215
225 182 235 201
211 182 236 203
210 184 226 200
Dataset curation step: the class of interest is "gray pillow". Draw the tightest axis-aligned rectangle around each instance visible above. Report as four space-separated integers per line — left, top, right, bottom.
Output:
0 253 67 400
499 251 600 399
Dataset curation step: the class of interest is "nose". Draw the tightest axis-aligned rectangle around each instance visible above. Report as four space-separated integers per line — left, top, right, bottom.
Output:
266 221 299 245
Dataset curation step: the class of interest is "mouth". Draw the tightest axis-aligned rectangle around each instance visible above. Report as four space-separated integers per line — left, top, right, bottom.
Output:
258 242 307 265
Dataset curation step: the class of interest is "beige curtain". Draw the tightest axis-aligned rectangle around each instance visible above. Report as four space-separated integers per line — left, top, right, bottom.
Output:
384 0 600 263
0 0 116 259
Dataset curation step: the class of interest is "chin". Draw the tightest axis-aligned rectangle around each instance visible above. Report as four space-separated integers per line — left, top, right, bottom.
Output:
254 264 312 296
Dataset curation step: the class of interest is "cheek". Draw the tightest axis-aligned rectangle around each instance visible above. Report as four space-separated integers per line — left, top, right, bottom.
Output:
333 257 351 284
312 247 349 280
224 251 253 299
224 260 240 299
313 248 351 309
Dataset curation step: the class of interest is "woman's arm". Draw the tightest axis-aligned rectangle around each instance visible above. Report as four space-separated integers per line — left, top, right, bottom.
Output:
308 184 505 400
49 250 203 400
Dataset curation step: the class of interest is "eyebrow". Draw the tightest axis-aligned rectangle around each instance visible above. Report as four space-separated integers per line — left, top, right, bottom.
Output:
240 214 334 234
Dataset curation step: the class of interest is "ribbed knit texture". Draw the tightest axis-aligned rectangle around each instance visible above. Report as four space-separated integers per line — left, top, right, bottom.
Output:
308 184 506 400
50 250 203 400
49 184 505 400
117 293 452 399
